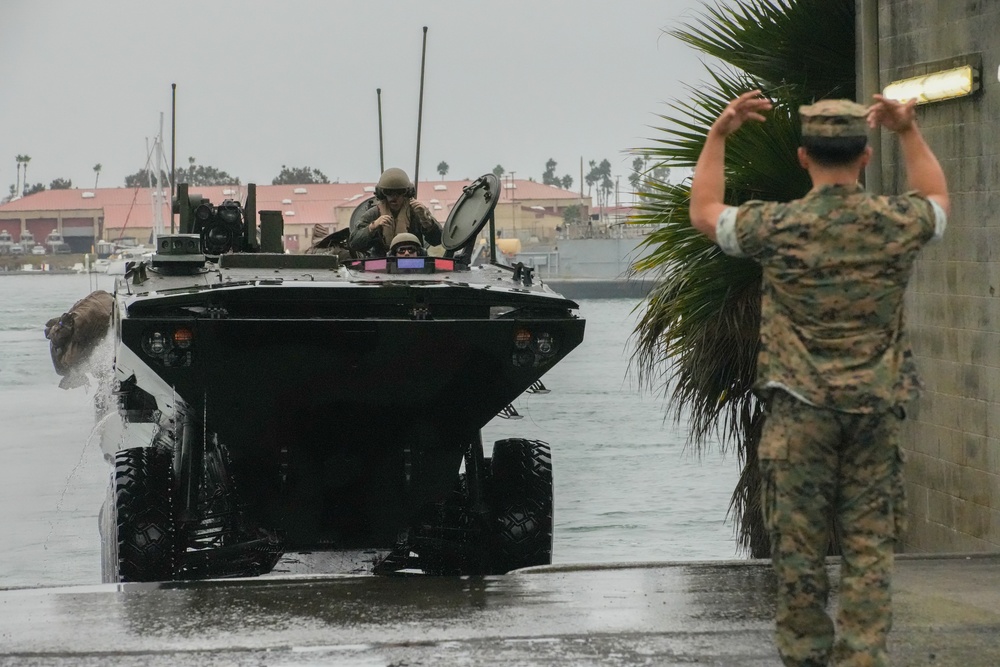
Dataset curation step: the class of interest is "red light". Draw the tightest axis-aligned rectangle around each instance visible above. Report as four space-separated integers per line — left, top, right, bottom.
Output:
514 329 532 349
174 328 194 349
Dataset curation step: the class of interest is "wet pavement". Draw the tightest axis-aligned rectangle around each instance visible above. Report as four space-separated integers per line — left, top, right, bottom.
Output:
1 554 999 666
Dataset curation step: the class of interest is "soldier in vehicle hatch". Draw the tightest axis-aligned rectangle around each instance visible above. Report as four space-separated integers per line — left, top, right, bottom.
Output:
349 167 442 257
389 232 424 257
689 92 948 667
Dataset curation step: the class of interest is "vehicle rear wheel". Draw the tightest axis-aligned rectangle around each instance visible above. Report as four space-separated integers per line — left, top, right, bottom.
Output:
105 447 178 582
490 438 553 572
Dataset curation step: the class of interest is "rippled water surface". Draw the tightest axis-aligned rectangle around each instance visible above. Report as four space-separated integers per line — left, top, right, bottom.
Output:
0 272 741 588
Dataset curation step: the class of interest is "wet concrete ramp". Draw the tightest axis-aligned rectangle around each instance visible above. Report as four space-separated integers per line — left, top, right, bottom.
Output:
1 555 998 666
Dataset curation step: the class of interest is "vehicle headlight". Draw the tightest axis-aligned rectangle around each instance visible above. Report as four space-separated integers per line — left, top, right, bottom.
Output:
510 329 557 367
533 332 555 356
143 331 169 356
141 327 194 367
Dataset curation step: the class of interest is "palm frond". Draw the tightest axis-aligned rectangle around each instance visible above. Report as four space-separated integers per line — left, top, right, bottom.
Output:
626 0 855 556
675 0 855 100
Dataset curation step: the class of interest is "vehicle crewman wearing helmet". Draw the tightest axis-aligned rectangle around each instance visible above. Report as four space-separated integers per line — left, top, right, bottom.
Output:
388 232 424 257
349 167 442 256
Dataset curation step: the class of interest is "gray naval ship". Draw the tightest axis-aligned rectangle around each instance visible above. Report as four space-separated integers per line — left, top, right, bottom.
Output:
45 173 585 582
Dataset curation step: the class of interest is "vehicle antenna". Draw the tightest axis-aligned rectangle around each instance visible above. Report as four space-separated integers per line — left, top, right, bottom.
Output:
170 83 177 234
413 26 428 197
377 88 385 173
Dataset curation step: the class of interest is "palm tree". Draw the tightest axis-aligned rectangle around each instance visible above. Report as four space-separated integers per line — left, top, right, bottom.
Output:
14 156 21 197
21 155 31 195
93 163 102 189
13 154 33 197
628 0 855 557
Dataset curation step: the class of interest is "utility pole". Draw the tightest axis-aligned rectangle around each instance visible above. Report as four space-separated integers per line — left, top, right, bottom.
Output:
615 175 621 237
510 171 517 238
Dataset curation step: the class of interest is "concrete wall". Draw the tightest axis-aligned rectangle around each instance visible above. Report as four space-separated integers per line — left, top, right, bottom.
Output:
877 0 1000 552
514 238 653 279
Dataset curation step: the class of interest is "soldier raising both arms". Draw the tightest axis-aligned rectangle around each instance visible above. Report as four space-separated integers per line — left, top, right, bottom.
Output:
689 92 949 667
349 167 442 257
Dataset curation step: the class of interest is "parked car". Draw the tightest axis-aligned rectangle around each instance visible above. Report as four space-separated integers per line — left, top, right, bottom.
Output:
10 244 24 255
32 245 46 255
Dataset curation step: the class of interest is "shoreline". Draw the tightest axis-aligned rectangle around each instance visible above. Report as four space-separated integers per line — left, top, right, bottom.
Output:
0 253 93 273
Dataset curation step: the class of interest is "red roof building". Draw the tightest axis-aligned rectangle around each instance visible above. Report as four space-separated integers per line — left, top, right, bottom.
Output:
0 179 591 253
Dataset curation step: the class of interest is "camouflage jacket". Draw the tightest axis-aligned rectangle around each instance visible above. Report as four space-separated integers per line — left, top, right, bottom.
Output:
349 200 442 256
716 183 946 413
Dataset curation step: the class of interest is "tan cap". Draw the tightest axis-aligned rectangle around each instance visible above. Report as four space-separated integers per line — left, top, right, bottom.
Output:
799 99 869 138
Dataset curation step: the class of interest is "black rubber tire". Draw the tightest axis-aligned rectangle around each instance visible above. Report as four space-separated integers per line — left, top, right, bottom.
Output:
490 439 553 572
109 447 178 582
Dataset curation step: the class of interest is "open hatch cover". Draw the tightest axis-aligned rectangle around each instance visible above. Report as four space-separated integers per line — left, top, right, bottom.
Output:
441 173 500 251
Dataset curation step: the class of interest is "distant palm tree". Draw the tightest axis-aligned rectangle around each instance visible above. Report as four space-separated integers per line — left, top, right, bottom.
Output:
628 0 855 557
93 163 102 189
14 156 22 196
14 154 28 197
21 155 31 195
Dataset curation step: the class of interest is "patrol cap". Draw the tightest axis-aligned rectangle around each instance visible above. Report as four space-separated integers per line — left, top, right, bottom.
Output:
799 99 869 138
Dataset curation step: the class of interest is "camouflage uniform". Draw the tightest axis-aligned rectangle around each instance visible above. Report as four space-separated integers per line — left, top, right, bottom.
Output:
349 201 442 257
715 100 947 666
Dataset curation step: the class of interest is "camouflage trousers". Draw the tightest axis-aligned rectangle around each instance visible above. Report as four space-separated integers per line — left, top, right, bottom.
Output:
759 391 907 667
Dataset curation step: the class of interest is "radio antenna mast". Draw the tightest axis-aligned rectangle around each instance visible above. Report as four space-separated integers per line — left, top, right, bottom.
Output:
377 88 385 173
170 83 177 233
413 26 428 197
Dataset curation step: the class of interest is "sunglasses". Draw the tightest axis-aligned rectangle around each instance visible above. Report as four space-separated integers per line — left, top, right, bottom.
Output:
395 246 420 256
383 189 408 197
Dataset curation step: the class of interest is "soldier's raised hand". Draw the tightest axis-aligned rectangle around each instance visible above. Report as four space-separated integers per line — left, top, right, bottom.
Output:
712 90 773 137
867 94 918 134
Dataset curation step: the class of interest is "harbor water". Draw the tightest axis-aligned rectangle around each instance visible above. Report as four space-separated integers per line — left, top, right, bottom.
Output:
0 272 741 589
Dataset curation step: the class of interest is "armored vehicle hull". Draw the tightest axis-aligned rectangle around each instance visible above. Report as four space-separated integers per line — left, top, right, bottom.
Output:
92 177 585 581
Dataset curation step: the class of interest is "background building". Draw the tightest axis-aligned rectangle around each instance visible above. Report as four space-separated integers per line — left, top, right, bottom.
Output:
0 178 591 254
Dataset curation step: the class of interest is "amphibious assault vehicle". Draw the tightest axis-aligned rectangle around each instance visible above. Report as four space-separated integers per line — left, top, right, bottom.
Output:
90 174 584 582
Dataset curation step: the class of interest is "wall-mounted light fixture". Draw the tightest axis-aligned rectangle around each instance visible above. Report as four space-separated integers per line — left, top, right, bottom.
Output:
883 56 982 105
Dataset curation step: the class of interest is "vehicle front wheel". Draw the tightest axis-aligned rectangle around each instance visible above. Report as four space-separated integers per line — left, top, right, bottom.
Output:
490 438 553 573
103 447 178 582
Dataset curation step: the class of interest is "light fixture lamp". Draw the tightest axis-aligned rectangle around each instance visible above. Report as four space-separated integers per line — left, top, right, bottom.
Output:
883 55 982 105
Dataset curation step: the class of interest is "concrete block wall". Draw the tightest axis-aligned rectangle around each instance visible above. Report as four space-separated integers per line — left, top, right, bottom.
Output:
877 0 1000 552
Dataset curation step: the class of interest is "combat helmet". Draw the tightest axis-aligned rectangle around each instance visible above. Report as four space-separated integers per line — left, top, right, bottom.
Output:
389 232 422 256
375 168 415 199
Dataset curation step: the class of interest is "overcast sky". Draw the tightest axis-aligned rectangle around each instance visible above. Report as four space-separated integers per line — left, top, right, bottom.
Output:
1 0 725 193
